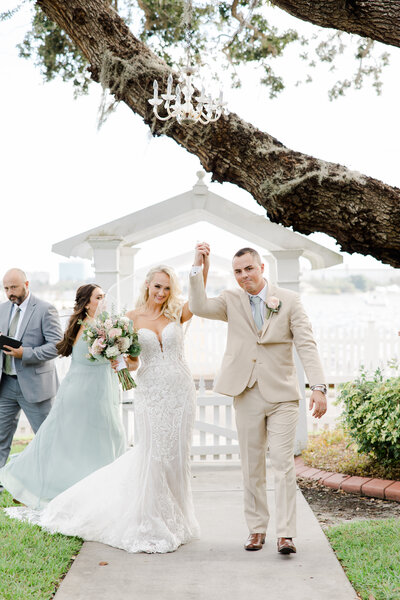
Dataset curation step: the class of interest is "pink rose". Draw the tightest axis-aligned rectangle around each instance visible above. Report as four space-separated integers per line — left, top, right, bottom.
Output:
108 327 122 339
91 339 105 355
266 296 280 310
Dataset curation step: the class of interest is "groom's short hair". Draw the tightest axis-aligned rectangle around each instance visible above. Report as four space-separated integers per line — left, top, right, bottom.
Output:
233 247 262 265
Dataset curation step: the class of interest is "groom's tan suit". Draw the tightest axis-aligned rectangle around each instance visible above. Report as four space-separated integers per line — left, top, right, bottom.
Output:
189 272 325 537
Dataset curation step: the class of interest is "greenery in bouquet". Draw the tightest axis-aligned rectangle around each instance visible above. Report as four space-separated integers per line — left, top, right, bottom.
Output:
80 311 141 390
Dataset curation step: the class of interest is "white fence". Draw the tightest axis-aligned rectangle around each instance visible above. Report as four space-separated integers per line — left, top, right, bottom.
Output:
185 317 400 385
18 319 400 455
122 320 400 459
314 321 400 383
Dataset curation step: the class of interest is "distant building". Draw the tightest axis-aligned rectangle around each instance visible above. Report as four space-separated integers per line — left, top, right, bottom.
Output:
59 262 87 282
27 271 50 285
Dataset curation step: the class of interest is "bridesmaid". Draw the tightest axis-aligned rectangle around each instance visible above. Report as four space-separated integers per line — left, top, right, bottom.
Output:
0 283 126 509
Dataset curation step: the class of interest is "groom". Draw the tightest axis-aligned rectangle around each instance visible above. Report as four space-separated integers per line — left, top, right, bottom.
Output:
189 244 327 554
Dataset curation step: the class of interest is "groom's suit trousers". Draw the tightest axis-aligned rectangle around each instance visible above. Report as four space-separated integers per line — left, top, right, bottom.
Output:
234 382 299 537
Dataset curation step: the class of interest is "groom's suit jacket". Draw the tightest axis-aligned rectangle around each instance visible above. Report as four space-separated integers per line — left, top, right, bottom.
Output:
189 272 325 402
0 294 63 403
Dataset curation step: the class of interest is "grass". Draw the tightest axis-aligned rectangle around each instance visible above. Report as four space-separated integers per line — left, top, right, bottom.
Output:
10 436 33 456
327 518 400 600
1 441 83 600
302 428 400 480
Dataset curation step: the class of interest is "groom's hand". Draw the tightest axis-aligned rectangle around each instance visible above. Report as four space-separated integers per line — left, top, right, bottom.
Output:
309 390 327 419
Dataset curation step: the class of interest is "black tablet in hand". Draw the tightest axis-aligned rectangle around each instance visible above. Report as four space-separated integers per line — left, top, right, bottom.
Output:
0 335 22 350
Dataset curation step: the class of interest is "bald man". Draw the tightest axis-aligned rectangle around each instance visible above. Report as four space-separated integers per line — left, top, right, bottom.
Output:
0 269 63 475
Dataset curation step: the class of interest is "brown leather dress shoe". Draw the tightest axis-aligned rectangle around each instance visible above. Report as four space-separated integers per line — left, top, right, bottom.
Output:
277 537 296 554
244 533 266 551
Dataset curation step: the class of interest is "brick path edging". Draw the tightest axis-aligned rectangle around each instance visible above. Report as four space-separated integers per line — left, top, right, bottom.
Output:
295 456 400 502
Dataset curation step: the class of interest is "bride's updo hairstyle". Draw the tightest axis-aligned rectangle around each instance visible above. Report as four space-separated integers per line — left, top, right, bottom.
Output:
136 265 183 322
57 283 101 357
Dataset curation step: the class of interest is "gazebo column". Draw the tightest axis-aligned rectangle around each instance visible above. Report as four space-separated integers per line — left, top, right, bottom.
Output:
263 254 277 285
269 249 303 292
270 249 308 455
119 246 141 311
88 235 124 296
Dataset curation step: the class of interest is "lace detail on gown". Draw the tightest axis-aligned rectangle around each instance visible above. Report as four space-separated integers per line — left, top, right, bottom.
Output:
5 321 200 554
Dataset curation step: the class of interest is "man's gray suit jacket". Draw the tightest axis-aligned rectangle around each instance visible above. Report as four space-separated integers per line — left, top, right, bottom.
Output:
0 294 63 403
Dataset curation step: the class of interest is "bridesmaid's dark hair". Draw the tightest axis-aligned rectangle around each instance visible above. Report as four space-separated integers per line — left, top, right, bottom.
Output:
57 283 101 357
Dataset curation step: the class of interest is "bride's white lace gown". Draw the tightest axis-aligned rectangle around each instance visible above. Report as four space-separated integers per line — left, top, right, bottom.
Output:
6 321 200 553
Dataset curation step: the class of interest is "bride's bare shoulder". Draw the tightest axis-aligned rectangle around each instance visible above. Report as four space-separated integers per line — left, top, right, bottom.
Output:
126 308 139 320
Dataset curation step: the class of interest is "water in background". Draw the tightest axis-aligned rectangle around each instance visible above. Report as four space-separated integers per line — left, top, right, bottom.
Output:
302 291 400 333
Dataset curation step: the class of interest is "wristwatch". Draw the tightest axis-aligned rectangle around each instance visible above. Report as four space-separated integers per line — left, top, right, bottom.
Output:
310 384 327 395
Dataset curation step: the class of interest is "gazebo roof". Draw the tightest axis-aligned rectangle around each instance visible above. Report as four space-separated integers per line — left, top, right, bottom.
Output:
53 172 342 270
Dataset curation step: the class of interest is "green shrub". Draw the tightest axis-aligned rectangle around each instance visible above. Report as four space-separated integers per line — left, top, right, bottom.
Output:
338 368 400 465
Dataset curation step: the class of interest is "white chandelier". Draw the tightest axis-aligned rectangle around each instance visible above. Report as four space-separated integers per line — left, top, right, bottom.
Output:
148 0 227 125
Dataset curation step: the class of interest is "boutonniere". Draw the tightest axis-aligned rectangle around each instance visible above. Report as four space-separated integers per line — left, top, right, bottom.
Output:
266 296 281 319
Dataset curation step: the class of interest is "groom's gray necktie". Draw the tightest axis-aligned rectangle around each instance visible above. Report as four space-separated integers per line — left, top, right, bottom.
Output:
250 295 263 330
3 307 21 375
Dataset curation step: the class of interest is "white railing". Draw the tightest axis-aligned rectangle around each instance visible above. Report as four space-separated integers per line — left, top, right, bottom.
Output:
314 321 400 383
121 321 400 457
185 317 400 385
192 378 239 460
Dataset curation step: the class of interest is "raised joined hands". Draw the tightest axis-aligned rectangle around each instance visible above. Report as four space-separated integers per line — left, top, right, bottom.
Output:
194 242 210 267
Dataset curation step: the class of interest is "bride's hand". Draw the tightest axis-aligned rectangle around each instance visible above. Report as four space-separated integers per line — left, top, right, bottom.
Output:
125 356 139 371
203 251 210 270
110 357 126 373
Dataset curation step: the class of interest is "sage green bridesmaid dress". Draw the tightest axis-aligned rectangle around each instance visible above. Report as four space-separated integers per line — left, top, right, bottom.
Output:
0 336 126 509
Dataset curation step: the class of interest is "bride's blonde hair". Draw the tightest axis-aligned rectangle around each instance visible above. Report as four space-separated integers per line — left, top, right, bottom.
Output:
135 265 184 322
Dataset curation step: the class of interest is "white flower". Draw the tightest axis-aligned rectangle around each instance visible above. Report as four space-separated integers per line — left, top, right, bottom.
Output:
87 331 93 338
105 345 120 358
119 316 130 330
104 318 113 329
266 296 280 310
118 337 131 352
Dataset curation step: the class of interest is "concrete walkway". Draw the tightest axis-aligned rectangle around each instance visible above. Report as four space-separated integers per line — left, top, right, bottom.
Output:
54 463 358 600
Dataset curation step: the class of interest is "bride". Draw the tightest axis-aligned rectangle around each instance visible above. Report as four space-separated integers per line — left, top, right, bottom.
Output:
6 253 209 554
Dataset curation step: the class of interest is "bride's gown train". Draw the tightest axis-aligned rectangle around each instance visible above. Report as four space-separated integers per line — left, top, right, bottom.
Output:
6 321 200 553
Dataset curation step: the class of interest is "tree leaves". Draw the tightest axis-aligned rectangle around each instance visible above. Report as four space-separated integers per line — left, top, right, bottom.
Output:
12 1 390 99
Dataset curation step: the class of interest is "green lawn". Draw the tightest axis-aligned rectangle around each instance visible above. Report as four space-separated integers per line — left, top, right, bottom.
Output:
327 518 400 600
10 437 32 456
1 468 82 600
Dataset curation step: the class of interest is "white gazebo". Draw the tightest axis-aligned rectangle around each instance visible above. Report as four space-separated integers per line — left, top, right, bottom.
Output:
53 172 342 454
53 171 342 298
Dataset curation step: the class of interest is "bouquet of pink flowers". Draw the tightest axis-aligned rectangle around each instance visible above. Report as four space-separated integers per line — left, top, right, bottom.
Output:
81 311 141 391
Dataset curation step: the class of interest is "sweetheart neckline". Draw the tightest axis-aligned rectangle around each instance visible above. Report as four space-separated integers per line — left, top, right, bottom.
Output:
137 322 175 348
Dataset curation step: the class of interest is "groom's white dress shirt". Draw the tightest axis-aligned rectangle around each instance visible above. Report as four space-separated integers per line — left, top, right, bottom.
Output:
7 292 31 376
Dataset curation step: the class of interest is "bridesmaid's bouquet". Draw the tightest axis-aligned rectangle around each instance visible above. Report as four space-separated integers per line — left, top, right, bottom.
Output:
81 311 141 391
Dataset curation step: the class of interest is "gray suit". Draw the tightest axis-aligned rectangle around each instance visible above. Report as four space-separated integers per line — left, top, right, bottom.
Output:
0 293 63 468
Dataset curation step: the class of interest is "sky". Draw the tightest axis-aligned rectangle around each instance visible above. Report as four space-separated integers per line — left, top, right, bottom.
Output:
1 2 399 282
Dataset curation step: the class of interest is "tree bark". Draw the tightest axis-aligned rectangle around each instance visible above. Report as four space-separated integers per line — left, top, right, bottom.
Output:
36 0 400 267
271 1 400 49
